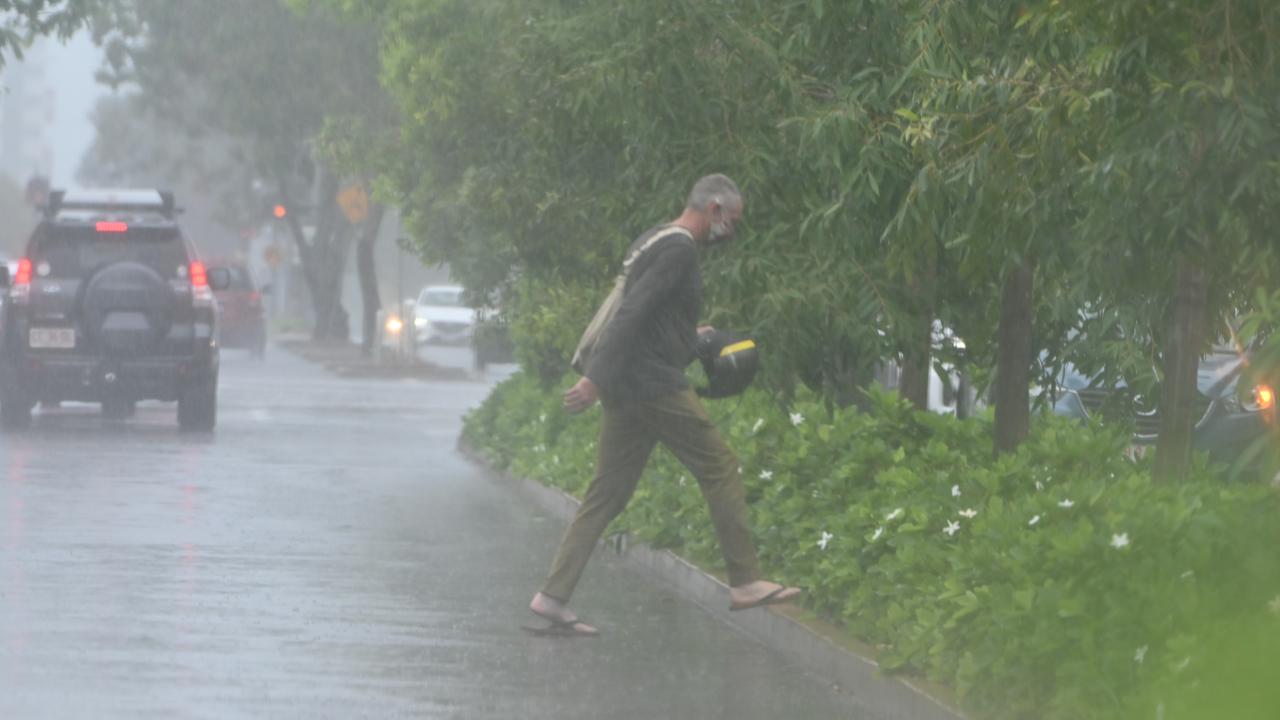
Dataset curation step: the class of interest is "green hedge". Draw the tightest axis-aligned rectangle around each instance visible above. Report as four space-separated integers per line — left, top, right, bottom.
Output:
464 372 1280 719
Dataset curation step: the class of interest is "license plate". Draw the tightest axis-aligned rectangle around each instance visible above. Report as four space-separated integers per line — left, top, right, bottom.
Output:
29 327 76 349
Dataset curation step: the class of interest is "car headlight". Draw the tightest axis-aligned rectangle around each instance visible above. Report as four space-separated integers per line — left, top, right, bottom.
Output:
414 316 427 329
1246 384 1276 412
1228 383 1276 413
385 316 404 334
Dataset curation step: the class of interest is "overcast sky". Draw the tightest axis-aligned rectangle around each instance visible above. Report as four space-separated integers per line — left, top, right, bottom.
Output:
46 30 106 187
1 28 107 188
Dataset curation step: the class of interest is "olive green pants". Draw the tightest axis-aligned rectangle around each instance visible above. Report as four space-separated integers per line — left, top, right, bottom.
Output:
541 388 762 602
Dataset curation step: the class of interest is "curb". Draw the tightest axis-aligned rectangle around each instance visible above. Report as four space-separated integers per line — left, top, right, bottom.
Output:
278 340 475 382
458 441 966 720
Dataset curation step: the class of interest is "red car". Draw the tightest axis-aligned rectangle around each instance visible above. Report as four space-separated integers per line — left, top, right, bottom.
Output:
212 263 267 358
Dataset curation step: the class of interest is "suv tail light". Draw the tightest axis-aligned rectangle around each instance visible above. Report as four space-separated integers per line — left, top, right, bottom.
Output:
190 260 214 307
9 258 32 304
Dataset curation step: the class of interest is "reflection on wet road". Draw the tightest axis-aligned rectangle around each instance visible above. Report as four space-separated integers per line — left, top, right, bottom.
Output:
1 347 862 719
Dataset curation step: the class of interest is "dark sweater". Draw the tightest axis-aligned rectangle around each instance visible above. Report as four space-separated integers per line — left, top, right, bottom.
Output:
585 224 701 405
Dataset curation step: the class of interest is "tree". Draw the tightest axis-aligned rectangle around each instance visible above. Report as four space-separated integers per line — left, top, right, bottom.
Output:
93 0 390 342
1015 0 1280 480
77 92 263 258
0 0 108 68
336 0 1280 472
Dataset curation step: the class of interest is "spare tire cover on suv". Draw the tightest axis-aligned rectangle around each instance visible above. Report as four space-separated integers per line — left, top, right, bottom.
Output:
80 261 174 356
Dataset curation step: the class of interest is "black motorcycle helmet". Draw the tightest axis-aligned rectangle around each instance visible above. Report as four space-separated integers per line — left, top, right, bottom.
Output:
695 330 759 399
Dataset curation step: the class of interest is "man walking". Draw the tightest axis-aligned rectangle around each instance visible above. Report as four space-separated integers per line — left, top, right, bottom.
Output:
527 174 800 637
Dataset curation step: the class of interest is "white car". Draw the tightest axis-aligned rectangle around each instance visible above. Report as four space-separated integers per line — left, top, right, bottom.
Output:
413 284 474 345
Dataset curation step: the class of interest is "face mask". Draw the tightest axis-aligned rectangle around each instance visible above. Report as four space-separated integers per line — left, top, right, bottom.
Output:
707 209 736 245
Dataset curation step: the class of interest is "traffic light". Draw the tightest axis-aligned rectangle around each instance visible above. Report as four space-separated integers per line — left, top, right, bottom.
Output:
260 193 307 222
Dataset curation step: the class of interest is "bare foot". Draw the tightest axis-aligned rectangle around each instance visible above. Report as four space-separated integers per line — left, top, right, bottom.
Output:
529 592 599 634
729 580 801 611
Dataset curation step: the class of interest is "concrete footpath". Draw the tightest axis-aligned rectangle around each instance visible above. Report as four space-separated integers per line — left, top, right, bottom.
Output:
459 442 966 720
282 338 965 719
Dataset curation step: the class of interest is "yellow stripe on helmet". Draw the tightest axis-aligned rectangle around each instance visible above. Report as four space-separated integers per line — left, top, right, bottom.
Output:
719 340 756 358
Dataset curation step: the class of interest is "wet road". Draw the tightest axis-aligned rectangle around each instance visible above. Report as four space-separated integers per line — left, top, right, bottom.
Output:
1 346 862 719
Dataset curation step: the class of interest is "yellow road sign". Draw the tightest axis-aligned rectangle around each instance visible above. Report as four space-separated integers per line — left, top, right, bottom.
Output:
337 183 369 224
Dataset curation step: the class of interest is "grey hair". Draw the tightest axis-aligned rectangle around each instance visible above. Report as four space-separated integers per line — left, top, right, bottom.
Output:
686 173 742 211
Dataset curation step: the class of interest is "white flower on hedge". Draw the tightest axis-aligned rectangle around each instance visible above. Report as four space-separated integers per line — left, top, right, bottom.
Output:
752 418 765 434
1180 570 1195 580
817 531 834 550
759 469 774 481
538 413 547 423
679 476 688 487
1058 499 1075 509
1111 532 1131 549
943 520 961 537
885 508 904 522
959 508 978 519
1035 480 1044 491
790 412 805 427
1134 645 1148 664
871 526 884 541
951 484 961 498
1268 595 1280 615
1028 515 1041 526
1175 657 1192 673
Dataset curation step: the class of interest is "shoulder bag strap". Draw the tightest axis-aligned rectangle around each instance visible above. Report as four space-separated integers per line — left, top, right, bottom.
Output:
621 226 694 277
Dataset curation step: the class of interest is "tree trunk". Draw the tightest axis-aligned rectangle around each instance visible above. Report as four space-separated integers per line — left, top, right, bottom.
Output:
357 203 385 356
994 256 1035 456
311 170 346 343
899 347 931 410
1153 255 1209 483
313 239 351 343
280 188 322 303
823 349 876 411
899 243 937 411
278 168 351 343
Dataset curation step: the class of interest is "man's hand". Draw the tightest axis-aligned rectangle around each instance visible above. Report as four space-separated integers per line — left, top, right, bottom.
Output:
563 377 599 414
697 325 716 337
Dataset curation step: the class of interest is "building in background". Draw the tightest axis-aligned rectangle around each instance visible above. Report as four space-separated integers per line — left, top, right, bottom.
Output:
0 39 56 185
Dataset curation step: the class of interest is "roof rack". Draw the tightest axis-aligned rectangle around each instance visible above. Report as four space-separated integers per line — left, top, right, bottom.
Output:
43 189 178 220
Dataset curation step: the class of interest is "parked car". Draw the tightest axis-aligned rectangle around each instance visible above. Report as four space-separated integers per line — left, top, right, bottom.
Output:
413 284 473 345
211 262 267 358
874 321 981 417
0 188 230 431
1050 344 1276 462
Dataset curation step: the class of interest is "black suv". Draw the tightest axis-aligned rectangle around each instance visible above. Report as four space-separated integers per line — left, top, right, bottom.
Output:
0 189 230 431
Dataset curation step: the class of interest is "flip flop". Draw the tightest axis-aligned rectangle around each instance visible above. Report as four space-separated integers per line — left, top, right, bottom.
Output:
521 617 601 638
729 585 801 612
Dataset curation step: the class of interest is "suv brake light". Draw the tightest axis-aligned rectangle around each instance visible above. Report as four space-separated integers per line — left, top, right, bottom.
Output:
96 221 129 233
190 260 214 306
9 258 32 304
